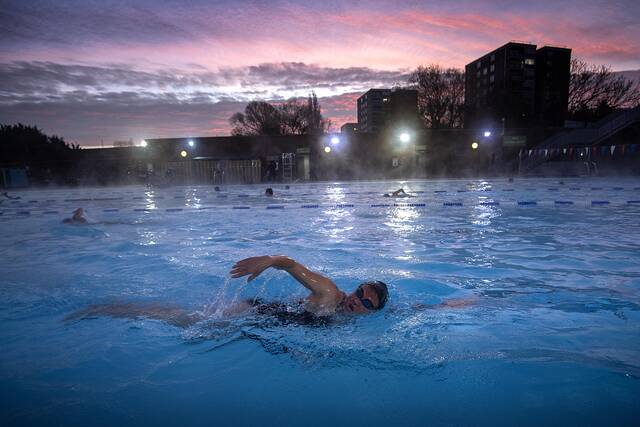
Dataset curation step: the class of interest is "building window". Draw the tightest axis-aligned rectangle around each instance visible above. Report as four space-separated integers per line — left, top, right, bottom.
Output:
524 58 535 66
491 54 495 62
490 64 495 72
490 75 494 83
483 68 487 75
476 62 481 69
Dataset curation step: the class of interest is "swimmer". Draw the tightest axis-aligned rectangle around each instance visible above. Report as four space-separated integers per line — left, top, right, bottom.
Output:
508 177 514 183
67 256 390 328
2 191 21 200
214 186 221 192
383 188 413 198
67 256 475 329
62 208 88 224
265 188 274 197
230 255 388 316
285 185 290 190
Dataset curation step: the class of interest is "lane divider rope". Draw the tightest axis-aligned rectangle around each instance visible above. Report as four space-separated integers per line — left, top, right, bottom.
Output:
2 199 640 218
6 186 639 205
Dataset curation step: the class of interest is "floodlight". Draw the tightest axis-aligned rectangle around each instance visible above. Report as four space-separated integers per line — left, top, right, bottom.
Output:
324 146 331 153
471 142 479 150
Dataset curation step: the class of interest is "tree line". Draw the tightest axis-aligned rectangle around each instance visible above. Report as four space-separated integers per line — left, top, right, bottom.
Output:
230 59 639 134
0 124 80 184
230 92 330 136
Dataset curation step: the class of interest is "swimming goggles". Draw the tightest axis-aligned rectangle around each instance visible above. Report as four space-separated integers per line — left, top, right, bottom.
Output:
356 287 377 310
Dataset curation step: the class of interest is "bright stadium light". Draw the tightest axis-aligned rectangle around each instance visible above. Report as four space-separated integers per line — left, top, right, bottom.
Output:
188 139 195 147
471 142 479 150
330 136 340 145
180 150 188 158
140 140 148 147
483 131 492 137
399 132 411 143
324 146 331 153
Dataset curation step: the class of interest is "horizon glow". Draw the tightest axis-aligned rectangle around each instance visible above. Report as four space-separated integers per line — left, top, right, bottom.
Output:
1 0 639 146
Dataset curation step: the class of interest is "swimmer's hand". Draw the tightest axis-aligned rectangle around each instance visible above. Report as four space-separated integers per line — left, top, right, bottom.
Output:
230 256 277 282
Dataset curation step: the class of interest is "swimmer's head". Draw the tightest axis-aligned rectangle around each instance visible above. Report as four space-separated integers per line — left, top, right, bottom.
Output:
265 188 273 196
344 281 388 314
72 208 84 218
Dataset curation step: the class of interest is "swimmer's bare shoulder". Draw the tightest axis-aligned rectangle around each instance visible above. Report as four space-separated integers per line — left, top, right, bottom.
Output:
230 255 344 313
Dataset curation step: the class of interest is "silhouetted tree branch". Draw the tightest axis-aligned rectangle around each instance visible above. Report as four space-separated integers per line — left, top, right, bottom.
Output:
230 92 330 136
568 58 640 122
408 65 465 129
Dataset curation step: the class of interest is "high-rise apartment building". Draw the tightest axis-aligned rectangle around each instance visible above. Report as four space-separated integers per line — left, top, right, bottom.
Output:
465 42 571 133
357 88 420 133
465 42 537 131
535 46 572 128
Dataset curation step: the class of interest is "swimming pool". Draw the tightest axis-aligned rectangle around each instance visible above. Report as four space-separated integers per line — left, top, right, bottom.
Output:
1 178 640 426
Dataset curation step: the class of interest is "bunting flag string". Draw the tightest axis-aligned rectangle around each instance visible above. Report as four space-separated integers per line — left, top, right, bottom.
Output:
524 144 639 161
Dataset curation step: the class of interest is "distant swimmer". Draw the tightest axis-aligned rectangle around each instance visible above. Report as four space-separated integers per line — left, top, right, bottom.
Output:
62 208 88 224
2 191 21 200
383 188 414 198
265 188 274 197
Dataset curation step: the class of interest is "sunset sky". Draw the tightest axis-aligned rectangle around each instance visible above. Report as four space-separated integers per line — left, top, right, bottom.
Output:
1 0 639 146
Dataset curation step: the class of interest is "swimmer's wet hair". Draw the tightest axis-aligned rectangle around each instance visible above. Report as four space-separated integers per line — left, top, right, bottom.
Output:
360 281 389 310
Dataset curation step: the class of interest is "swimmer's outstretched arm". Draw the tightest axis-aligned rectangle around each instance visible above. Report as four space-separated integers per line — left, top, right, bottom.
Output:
412 297 475 310
230 255 340 298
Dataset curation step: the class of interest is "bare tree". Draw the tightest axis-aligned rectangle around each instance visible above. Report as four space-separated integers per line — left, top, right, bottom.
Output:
305 91 331 134
230 92 330 136
230 101 282 136
408 65 465 129
569 58 640 121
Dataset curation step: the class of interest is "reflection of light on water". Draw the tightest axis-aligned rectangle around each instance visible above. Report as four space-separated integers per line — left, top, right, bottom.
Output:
140 230 162 245
471 198 501 226
468 180 492 192
317 207 354 241
385 206 423 237
144 190 157 210
185 188 202 208
313 185 354 241
466 200 502 267
325 186 345 203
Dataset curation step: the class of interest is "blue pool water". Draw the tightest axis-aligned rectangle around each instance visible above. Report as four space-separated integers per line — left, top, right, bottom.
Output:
1 178 640 426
